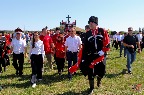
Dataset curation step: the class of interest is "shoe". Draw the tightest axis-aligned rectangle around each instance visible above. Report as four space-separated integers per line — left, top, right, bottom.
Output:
19 72 23 76
32 83 36 88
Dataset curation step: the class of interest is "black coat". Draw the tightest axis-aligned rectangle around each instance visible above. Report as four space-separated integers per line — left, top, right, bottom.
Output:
79 28 106 77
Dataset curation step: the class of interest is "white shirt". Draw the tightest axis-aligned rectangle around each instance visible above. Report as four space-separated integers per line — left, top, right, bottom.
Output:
117 35 123 41
11 38 27 54
137 34 142 42
65 35 82 52
29 40 45 59
113 34 117 40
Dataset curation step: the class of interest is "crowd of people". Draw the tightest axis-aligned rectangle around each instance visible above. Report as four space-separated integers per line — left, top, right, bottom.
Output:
0 16 143 94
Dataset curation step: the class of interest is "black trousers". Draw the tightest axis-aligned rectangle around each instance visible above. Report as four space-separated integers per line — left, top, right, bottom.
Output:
31 54 43 79
115 41 121 50
66 51 78 78
112 40 116 47
55 57 65 73
13 53 24 74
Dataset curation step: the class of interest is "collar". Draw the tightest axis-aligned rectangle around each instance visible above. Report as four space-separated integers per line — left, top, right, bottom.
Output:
91 26 98 35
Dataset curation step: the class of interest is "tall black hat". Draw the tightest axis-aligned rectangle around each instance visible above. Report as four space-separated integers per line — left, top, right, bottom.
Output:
88 16 98 25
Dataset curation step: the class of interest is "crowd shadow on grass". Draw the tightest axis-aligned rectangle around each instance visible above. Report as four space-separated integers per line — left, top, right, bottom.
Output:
2 80 31 89
1 69 83 88
105 69 127 78
40 72 83 85
57 89 90 95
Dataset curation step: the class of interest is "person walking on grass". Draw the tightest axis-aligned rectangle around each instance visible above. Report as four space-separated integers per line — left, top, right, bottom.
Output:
10 31 27 76
55 36 65 75
29 32 45 88
123 27 141 74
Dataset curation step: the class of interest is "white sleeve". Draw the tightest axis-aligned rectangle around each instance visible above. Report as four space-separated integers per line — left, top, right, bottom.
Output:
78 36 82 45
23 40 27 47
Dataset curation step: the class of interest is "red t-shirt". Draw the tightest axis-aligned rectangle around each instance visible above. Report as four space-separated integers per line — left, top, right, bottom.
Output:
39 35 45 41
52 34 59 45
5 34 11 46
55 42 65 58
41 35 53 54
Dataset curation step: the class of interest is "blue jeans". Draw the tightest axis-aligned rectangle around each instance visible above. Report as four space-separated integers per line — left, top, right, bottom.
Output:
126 50 136 72
66 51 78 78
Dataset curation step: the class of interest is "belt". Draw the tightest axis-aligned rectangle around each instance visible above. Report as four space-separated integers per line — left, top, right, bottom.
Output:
67 50 77 53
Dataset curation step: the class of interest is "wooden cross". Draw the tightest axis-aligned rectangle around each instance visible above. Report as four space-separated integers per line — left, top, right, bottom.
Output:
66 15 71 24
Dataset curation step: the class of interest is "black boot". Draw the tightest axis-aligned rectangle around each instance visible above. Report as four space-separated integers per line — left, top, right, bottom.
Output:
88 80 94 95
97 76 102 87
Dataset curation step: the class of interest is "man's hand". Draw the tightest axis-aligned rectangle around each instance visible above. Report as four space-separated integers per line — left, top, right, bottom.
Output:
98 50 104 56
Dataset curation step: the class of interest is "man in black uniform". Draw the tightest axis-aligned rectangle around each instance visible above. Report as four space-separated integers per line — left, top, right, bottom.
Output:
0 32 6 73
79 16 110 94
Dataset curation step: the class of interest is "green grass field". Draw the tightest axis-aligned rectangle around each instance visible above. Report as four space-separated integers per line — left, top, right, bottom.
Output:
0 47 144 95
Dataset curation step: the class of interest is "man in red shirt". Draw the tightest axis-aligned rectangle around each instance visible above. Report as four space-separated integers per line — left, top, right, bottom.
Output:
40 28 54 70
52 28 60 45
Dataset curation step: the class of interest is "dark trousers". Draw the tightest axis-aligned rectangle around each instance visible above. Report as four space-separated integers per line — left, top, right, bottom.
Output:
66 51 78 78
31 54 43 79
13 53 24 74
55 57 65 73
112 40 116 47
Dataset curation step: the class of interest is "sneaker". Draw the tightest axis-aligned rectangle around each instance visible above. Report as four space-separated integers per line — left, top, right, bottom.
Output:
31 75 37 84
32 83 36 88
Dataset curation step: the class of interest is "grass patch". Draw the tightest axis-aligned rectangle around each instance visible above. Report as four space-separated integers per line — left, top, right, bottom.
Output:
0 47 144 95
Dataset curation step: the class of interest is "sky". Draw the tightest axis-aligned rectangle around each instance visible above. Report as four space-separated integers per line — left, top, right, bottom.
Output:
0 0 144 32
